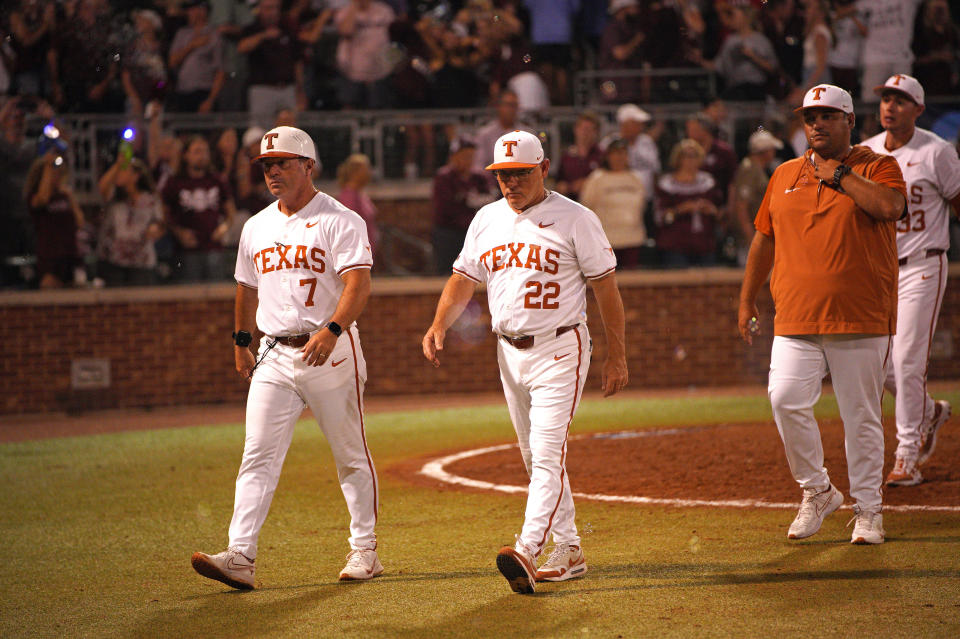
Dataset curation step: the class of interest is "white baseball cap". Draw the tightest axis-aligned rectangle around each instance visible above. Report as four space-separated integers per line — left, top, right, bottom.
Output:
242 126 266 149
748 129 783 153
253 126 317 162
795 84 854 114
873 74 924 106
608 0 639 13
486 130 544 171
617 103 651 124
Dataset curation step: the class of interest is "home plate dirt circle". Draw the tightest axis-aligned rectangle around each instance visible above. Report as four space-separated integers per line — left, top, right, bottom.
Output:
416 420 960 513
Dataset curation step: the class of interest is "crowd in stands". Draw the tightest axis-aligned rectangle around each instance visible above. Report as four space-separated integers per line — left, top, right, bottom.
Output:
1 0 959 288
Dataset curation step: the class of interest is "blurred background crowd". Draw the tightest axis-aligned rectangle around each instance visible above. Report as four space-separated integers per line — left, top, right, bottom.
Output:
2 0 960 288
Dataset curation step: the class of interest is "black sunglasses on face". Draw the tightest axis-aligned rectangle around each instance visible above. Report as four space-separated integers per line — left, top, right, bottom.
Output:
493 166 537 180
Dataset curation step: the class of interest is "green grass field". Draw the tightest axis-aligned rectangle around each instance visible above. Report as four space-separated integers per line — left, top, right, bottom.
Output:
2 390 959 638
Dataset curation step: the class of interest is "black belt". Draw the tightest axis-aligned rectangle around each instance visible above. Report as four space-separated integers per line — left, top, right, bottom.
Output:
899 248 944 266
272 333 310 348
499 324 579 351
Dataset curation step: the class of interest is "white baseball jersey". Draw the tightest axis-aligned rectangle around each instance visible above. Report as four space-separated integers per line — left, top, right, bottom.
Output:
452 191 616 337
235 191 372 336
861 129 960 257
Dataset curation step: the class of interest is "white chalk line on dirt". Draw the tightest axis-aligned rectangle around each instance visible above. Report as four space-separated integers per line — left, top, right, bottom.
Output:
418 430 960 513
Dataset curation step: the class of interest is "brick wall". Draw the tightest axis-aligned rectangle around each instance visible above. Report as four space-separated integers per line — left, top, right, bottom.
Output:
1 266 958 415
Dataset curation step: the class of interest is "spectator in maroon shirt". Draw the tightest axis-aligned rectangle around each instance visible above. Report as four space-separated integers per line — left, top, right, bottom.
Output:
654 139 723 268
598 0 646 103
161 136 237 282
685 112 737 208
237 0 306 126
556 110 604 202
431 136 496 274
25 152 86 288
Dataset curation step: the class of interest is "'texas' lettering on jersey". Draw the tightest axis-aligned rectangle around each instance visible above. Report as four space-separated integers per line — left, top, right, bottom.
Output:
253 244 326 274
479 242 559 274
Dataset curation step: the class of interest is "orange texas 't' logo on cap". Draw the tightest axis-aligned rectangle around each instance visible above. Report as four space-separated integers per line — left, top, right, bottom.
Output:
502 140 519 157
264 133 279 150
811 86 827 100
891 74 905 85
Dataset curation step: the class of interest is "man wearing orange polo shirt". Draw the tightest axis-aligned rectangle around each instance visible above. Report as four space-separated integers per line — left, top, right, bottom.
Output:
738 85 907 545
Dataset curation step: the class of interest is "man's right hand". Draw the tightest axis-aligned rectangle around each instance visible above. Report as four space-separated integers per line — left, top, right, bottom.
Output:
738 301 760 345
235 345 256 380
422 325 446 367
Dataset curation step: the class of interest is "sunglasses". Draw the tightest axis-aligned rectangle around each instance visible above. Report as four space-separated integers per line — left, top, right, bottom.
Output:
493 166 537 181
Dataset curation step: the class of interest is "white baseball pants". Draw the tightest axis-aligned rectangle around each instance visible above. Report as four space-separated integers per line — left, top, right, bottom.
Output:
884 253 948 459
228 327 378 558
768 334 890 512
497 324 590 557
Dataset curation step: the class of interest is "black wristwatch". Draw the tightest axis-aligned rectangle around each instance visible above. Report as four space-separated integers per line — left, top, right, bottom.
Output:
832 164 852 188
233 330 253 347
324 321 343 337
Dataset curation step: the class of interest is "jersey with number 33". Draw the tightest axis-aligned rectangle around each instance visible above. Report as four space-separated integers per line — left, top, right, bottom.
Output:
234 191 372 336
452 191 616 336
862 129 960 258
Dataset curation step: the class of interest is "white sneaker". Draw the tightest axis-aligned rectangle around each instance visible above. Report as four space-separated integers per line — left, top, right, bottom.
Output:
191 547 255 590
496 542 537 594
848 507 885 544
885 456 922 487
787 484 843 539
338 548 384 581
918 400 951 465
535 543 587 582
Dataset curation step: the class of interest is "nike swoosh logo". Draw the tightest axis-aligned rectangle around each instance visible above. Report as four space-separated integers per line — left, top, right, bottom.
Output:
539 221 554 228
554 353 570 361
306 221 319 228
784 188 799 194
907 161 921 167
331 358 347 367
921 274 932 280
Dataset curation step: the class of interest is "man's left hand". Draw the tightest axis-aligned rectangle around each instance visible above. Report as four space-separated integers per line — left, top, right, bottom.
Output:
811 156 842 183
302 329 338 366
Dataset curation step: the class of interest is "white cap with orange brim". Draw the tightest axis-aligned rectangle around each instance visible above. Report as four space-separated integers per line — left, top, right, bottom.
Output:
486 130 545 171
253 126 317 163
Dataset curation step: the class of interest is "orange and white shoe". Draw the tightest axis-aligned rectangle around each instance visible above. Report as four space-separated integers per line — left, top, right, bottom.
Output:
496 544 537 594
918 400 951 466
535 543 587 582
885 456 922 487
338 548 384 581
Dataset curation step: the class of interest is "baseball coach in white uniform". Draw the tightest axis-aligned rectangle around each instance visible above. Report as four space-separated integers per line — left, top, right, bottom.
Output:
192 126 382 589
422 130 629 594
862 74 959 487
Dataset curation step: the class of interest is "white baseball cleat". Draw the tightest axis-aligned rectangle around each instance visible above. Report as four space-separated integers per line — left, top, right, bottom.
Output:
535 543 587 582
848 508 885 545
918 400 951 466
885 456 922 487
496 543 537 594
191 547 256 590
787 484 843 539
338 548 384 581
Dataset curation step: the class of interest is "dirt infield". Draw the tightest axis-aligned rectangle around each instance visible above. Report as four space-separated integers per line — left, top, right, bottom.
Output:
393 417 959 508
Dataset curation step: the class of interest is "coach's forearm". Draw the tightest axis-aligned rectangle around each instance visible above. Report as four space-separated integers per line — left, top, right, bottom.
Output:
589 274 626 358
841 173 906 221
235 283 259 333
739 231 774 307
329 268 371 329
431 273 477 331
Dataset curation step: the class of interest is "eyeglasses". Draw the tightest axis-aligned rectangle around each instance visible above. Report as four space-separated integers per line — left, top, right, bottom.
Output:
493 166 537 181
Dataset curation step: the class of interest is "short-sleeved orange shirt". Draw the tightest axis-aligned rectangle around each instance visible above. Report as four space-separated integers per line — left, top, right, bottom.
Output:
754 146 906 335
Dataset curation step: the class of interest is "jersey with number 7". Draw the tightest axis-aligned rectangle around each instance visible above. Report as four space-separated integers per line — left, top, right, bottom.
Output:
452 191 616 335
235 191 372 334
